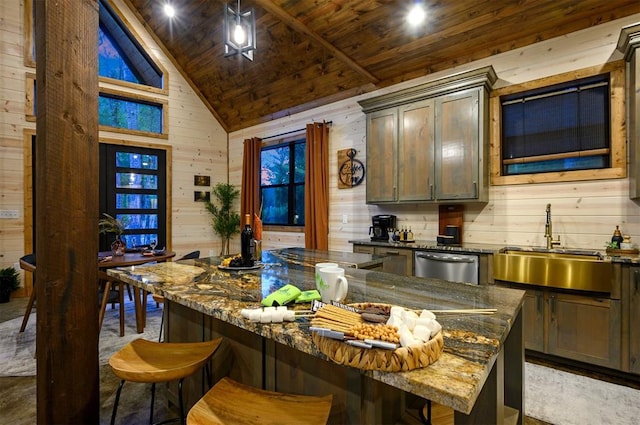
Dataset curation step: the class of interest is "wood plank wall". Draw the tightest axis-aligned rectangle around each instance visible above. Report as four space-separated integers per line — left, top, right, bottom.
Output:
2 3 640 292
229 13 640 253
0 0 228 294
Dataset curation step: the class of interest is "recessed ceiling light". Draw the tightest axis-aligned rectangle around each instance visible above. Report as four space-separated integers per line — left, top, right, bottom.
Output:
163 4 175 18
407 4 426 26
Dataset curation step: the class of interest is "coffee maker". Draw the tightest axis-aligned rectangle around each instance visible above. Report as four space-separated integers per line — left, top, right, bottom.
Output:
369 214 396 241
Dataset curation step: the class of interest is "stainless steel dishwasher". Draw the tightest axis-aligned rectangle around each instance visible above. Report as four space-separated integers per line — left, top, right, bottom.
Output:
414 251 479 284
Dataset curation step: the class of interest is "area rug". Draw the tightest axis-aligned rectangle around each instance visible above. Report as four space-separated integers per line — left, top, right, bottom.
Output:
0 300 161 377
525 362 640 425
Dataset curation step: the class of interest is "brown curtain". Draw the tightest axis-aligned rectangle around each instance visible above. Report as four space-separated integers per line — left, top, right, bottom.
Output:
304 122 329 250
241 137 262 222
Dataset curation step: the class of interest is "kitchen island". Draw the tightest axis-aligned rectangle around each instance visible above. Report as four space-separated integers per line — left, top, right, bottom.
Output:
107 248 525 424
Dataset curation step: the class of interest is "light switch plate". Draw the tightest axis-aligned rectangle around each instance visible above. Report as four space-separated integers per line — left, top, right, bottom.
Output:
0 210 19 219
342 214 348 224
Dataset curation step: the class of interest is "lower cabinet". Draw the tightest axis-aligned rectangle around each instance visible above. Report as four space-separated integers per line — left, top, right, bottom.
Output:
547 292 620 369
522 289 544 352
353 245 414 276
373 246 414 276
502 283 621 370
629 267 640 374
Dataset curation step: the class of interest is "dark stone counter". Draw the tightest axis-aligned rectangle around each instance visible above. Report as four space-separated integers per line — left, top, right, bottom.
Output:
350 239 640 264
107 248 525 421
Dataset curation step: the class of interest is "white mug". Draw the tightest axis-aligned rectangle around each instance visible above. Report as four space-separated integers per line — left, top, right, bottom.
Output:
316 267 348 303
315 262 338 288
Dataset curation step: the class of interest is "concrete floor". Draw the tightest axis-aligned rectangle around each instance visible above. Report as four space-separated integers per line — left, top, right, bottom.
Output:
0 297 177 425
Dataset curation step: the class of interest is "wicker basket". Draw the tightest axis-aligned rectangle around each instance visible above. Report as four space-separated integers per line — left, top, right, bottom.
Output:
311 303 444 372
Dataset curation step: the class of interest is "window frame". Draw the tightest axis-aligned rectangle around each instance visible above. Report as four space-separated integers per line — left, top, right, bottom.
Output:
490 61 626 185
260 137 306 227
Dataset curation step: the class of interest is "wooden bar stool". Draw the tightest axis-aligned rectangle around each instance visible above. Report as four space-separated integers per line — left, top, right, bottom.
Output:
186 377 333 425
109 338 222 425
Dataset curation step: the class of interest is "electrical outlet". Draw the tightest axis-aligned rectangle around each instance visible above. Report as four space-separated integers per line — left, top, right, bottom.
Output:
342 214 348 224
208 249 215 257
0 210 19 219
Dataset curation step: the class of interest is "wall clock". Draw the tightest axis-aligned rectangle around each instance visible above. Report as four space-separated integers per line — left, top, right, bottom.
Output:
338 148 365 189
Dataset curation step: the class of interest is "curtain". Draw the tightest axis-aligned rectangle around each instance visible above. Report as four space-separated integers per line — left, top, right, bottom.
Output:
241 137 262 222
304 122 329 250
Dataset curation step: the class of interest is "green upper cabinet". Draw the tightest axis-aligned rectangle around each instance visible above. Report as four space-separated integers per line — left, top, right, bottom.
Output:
360 66 496 204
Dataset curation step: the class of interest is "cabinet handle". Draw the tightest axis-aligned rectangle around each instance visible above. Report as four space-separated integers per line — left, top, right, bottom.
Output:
635 270 639 293
537 293 543 314
430 184 434 199
550 294 556 316
473 181 478 198
385 250 400 255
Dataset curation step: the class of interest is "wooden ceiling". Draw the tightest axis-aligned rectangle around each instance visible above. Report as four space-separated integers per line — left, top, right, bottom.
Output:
125 0 640 132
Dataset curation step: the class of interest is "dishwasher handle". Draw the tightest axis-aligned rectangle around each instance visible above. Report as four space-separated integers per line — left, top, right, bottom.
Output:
416 253 477 263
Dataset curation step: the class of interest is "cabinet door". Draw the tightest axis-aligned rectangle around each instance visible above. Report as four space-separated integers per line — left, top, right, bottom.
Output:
366 109 397 203
353 245 375 255
523 289 545 352
629 268 640 373
548 292 621 369
435 89 480 200
374 247 413 276
398 99 435 201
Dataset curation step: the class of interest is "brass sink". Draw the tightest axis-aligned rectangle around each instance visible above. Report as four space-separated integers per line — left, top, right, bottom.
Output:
493 248 613 292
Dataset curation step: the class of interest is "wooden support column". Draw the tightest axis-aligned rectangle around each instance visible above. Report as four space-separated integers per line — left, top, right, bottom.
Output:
34 1 100 423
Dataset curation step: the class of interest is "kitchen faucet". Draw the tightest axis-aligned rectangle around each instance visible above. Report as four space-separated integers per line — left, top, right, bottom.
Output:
544 203 561 249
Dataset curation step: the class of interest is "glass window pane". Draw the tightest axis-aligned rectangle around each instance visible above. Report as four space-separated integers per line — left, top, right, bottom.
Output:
122 233 157 249
294 143 306 183
294 184 305 225
501 75 610 176
261 187 289 225
116 193 158 209
99 95 163 133
98 26 141 84
116 173 158 189
116 152 158 170
261 147 289 185
117 213 158 230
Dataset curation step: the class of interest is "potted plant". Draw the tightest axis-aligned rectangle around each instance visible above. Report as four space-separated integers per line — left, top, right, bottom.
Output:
99 213 126 256
205 183 241 256
0 266 20 303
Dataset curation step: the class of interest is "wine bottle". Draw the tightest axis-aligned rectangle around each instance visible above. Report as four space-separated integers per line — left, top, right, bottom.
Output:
241 214 254 266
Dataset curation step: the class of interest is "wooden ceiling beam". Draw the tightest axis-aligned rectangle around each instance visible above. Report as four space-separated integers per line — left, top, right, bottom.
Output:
254 0 380 84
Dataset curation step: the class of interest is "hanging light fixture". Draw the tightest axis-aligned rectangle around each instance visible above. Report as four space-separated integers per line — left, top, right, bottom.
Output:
224 0 256 61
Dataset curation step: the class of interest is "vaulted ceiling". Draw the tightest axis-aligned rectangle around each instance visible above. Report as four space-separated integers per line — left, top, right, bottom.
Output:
126 0 640 132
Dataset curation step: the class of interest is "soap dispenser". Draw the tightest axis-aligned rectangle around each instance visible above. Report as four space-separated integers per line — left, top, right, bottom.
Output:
611 225 624 249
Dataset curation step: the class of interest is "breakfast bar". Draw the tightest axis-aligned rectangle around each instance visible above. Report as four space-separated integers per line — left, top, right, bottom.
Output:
107 248 525 424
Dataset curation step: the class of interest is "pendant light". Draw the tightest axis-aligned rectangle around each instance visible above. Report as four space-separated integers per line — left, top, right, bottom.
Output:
224 0 256 61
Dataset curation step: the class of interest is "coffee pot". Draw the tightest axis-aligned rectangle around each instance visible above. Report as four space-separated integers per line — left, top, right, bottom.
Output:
369 214 396 241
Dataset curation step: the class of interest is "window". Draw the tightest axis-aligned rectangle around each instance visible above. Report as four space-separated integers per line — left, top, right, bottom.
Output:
501 75 609 176
260 139 305 226
99 92 164 134
99 144 167 251
490 62 626 185
98 0 163 89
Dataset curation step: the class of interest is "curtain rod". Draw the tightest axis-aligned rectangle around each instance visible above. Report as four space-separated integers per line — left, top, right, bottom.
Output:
260 121 333 141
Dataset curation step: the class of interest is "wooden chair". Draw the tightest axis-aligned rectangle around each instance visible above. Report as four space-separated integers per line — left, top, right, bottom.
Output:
98 271 126 336
109 338 222 425
187 377 333 425
18 254 36 333
154 250 200 342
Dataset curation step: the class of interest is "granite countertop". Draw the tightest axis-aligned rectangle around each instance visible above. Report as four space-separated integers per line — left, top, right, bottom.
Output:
350 239 640 264
107 248 525 415
349 239 506 254
265 246 385 269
